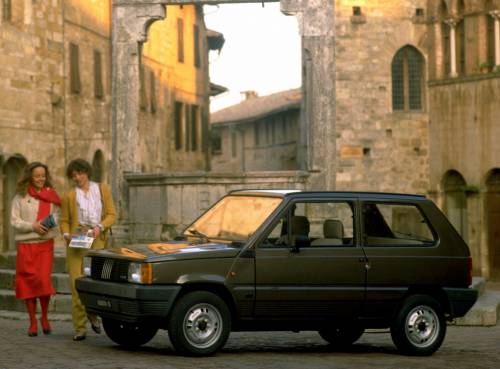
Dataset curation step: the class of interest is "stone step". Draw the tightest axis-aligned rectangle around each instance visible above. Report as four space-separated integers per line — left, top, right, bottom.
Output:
472 276 486 296
0 269 71 294
0 289 72 314
454 290 500 326
0 251 67 274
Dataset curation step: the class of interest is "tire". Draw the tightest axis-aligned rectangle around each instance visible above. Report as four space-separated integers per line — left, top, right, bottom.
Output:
390 295 446 356
318 326 365 347
102 318 158 348
168 291 231 356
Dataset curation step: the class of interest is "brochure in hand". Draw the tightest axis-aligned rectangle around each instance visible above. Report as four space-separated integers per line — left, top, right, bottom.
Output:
69 231 95 249
40 214 56 229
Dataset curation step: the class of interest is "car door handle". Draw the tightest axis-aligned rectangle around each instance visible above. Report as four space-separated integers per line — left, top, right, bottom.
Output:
358 257 366 262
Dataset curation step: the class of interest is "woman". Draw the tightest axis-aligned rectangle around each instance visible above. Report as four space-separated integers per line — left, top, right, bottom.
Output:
60 158 116 341
11 162 61 337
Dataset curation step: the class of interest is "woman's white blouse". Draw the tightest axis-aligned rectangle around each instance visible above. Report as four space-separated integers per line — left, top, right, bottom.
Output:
76 181 102 227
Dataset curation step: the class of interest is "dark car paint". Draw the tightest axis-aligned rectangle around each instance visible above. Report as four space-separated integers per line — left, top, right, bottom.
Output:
77 190 477 331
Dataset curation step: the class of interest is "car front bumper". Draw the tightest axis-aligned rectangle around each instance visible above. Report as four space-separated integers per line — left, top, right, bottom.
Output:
76 277 181 322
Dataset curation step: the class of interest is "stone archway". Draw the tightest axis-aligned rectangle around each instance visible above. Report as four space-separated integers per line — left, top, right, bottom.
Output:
443 170 467 239
92 150 105 183
2 155 27 252
485 169 500 279
110 0 336 220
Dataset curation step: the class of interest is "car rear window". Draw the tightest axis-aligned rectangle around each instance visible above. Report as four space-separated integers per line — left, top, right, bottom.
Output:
363 202 436 246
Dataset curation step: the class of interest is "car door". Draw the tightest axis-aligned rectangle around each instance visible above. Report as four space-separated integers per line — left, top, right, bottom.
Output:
254 197 367 320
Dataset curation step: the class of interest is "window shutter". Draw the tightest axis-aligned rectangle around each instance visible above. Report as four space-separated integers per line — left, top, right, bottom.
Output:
191 105 198 151
94 50 104 99
69 43 81 94
150 70 156 113
139 66 147 110
178 18 184 63
174 102 183 150
194 25 201 68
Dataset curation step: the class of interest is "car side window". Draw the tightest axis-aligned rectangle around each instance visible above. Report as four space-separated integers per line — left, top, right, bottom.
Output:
363 202 436 246
261 201 355 248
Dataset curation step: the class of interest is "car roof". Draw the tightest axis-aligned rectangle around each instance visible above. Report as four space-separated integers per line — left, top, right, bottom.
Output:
229 189 427 201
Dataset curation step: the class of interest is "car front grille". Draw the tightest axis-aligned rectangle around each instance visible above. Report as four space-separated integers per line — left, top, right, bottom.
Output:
91 256 130 282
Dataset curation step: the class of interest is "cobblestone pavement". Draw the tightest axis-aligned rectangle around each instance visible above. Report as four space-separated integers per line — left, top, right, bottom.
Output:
0 318 498 369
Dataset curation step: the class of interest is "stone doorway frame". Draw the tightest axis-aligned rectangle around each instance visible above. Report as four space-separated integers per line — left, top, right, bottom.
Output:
111 0 336 219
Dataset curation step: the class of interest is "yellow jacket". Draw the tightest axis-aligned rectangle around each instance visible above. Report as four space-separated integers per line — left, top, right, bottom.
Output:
60 183 116 241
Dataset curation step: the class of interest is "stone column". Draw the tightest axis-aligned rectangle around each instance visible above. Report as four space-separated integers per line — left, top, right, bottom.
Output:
111 0 167 220
444 18 459 78
281 0 336 190
491 10 500 67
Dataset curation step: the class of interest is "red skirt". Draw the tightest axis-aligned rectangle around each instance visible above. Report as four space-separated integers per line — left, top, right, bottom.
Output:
15 240 56 299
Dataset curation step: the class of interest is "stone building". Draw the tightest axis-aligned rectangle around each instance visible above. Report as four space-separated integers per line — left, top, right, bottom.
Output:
210 89 301 172
0 0 219 252
209 0 500 279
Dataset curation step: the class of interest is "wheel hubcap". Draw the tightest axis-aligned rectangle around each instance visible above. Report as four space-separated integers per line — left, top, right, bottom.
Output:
405 305 439 348
183 303 222 349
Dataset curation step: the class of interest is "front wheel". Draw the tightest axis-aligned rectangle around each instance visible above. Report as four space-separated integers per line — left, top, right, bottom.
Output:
168 291 231 356
390 295 446 356
102 319 158 348
318 326 365 347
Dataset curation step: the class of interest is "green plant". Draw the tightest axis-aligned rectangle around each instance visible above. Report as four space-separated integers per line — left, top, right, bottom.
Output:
479 61 492 69
460 185 480 194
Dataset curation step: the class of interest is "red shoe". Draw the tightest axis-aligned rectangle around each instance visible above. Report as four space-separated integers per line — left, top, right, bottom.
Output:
28 322 38 337
40 319 51 335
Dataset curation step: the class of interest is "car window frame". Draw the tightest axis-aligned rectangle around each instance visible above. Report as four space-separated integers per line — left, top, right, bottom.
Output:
360 200 439 248
256 197 359 249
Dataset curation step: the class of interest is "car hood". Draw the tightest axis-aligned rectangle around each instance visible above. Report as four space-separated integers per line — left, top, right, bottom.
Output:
90 240 242 262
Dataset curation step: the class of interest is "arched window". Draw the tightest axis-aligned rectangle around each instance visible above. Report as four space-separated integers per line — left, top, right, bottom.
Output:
92 150 105 183
486 0 496 69
2 155 27 252
456 0 466 76
485 169 500 278
391 45 424 111
439 1 451 76
443 170 467 238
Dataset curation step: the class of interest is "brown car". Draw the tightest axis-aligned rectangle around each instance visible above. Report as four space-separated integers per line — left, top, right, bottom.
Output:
76 190 477 356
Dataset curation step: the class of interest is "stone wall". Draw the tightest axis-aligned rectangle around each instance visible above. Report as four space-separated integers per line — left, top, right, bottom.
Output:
334 0 430 194
125 171 308 242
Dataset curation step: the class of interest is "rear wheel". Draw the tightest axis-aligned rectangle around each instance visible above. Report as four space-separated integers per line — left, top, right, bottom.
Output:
168 291 231 356
318 326 365 347
102 319 158 348
390 295 446 356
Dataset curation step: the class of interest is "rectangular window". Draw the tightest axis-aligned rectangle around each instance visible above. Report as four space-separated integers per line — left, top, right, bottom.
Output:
2 0 11 21
191 105 199 151
363 202 436 246
174 101 183 150
231 131 237 158
94 50 104 99
211 130 222 155
150 70 156 114
184 104 191 151
271 120 276 144
254 124 260 146
193 25 201 68
139 66 147 111
69 43 81 94
177 18 184 63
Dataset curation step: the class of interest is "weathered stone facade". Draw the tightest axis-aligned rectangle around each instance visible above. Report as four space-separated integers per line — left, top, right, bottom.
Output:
0 0 215 251
211 89 301 172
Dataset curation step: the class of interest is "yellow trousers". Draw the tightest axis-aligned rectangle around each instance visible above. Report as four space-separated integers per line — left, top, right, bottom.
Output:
66 238 105 334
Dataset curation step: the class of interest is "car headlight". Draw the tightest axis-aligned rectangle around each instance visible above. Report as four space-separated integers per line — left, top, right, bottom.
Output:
83 256 92 277
127 262 152 284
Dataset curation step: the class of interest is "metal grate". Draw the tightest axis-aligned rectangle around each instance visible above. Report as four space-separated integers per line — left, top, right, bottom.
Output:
91 257 130 282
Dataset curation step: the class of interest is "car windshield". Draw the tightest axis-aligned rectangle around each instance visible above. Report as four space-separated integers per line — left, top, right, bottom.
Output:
185 195 283 242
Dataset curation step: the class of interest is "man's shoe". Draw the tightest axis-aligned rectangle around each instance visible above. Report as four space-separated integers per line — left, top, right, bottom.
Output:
72 333 86 341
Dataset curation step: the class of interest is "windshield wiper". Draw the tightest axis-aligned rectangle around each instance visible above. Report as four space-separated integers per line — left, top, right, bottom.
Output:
187 228 210 243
